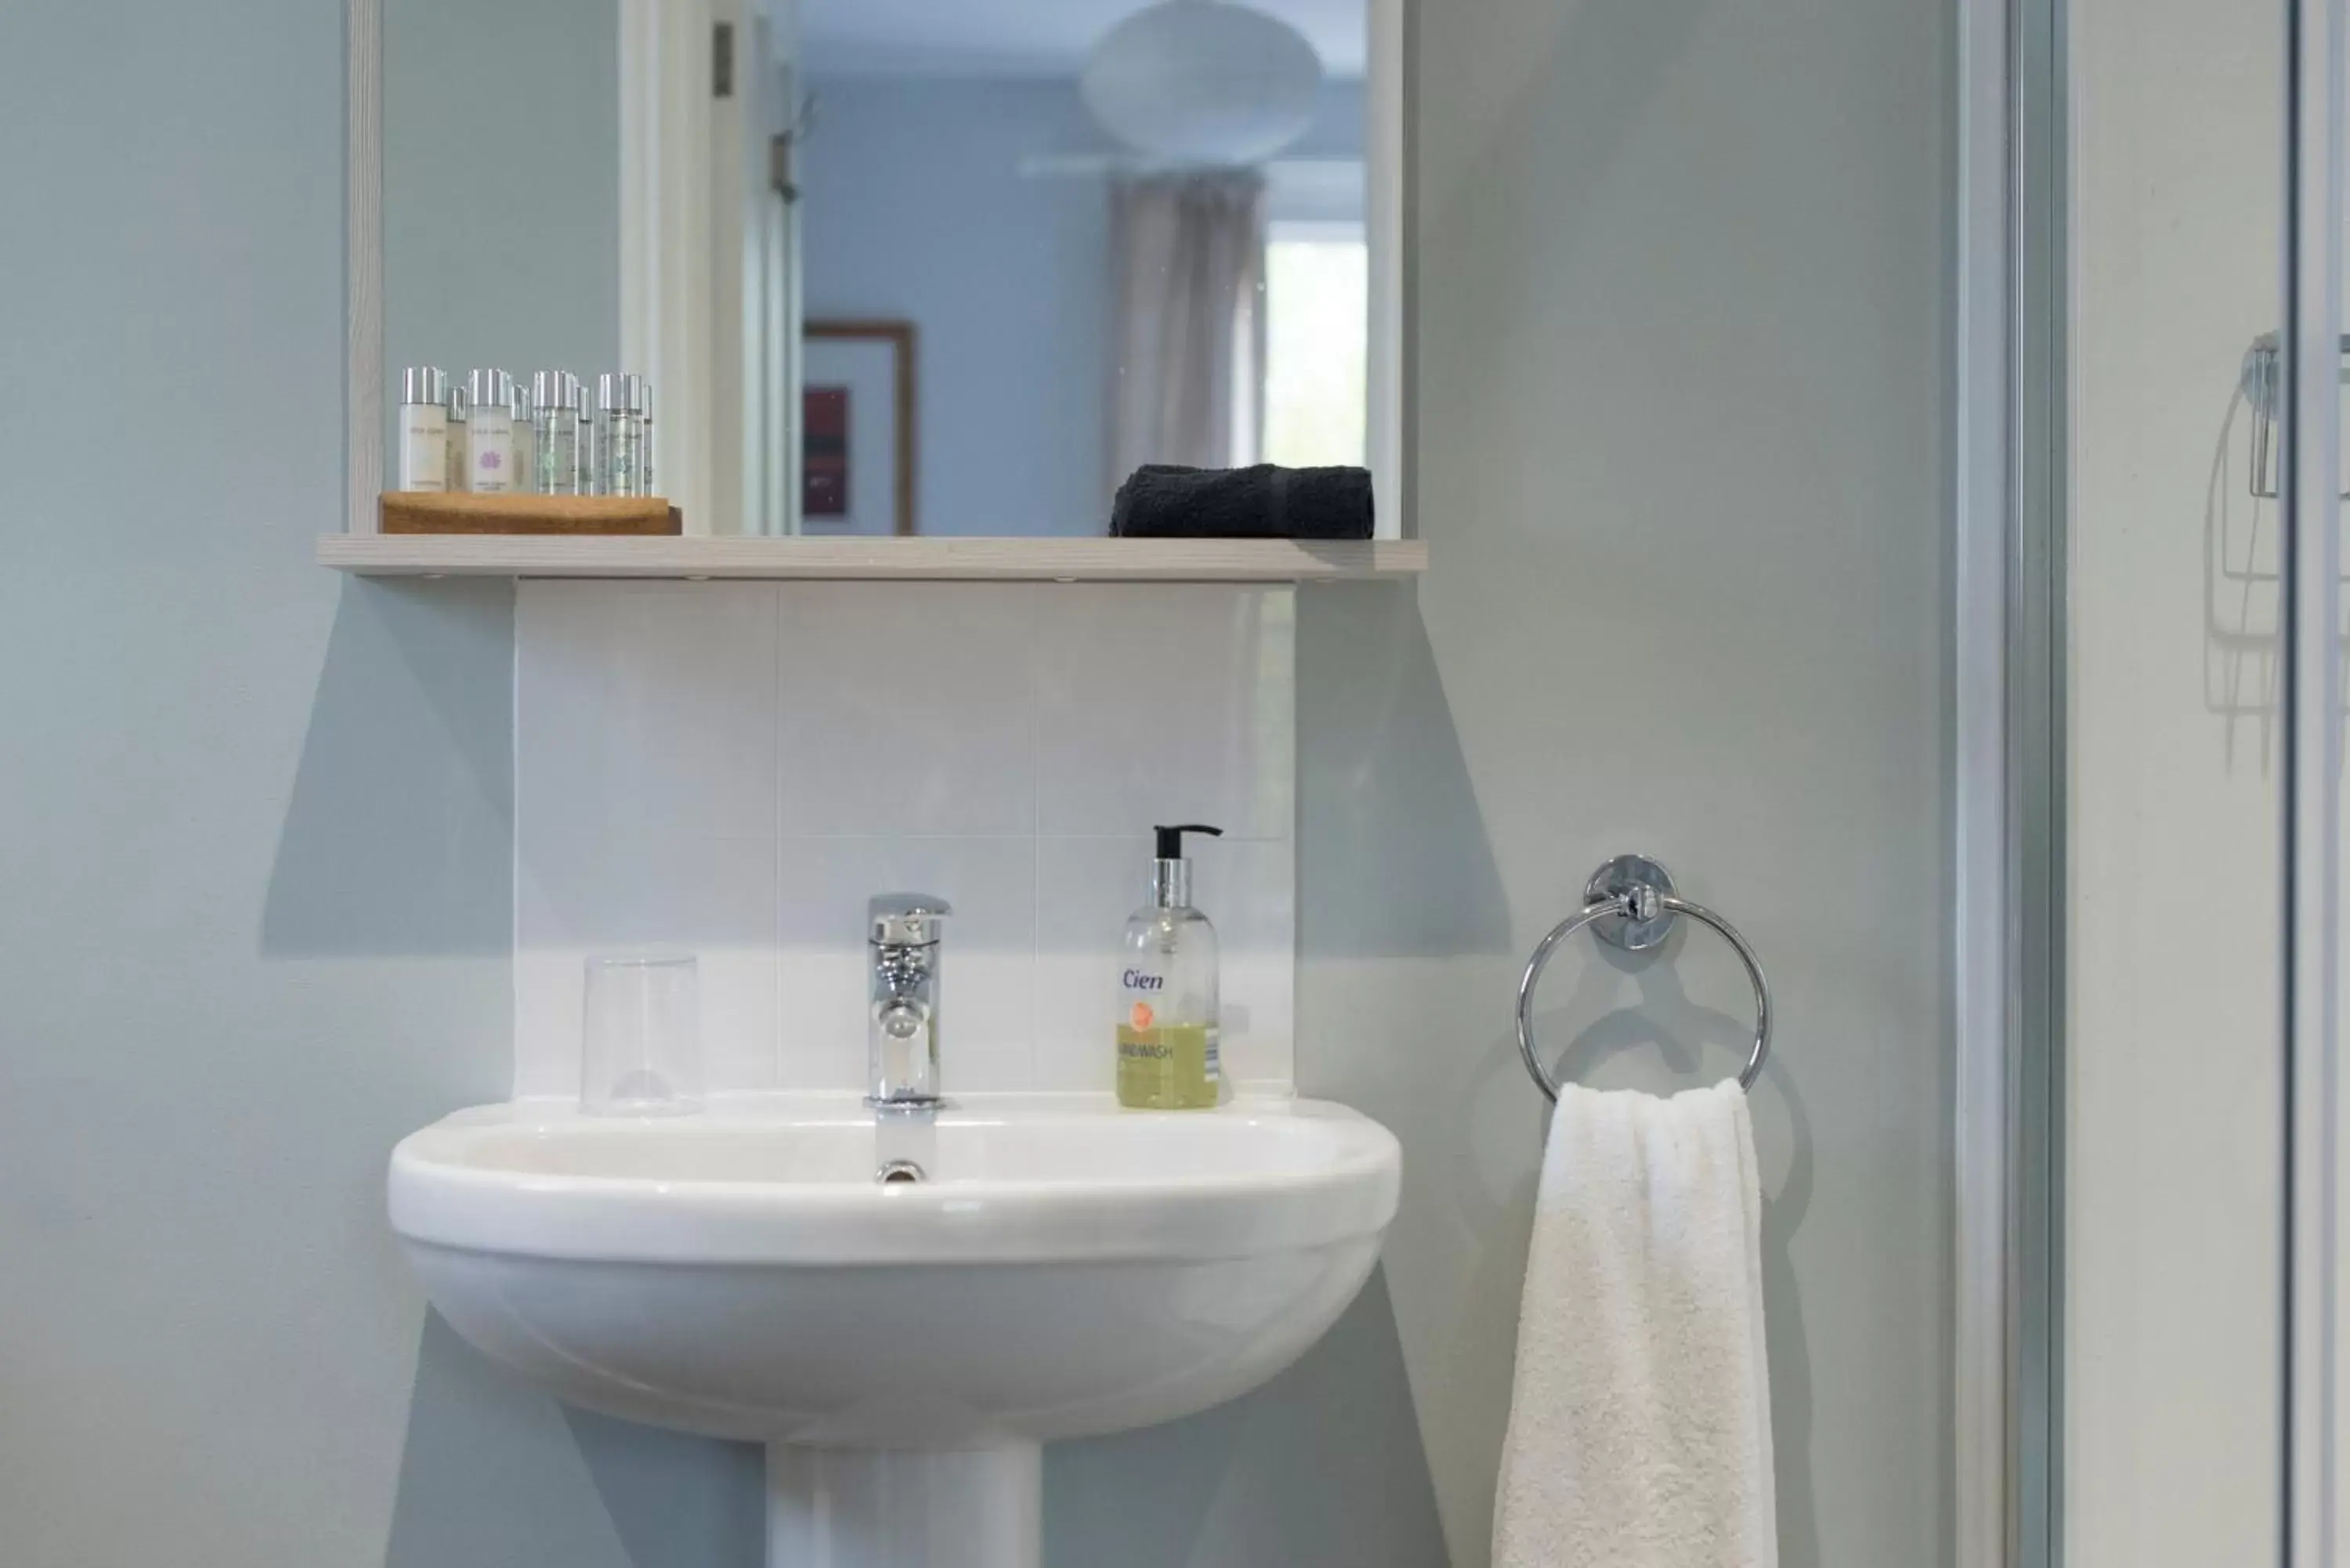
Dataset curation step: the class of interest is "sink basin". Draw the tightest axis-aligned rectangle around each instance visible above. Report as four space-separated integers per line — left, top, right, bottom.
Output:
389 1093 1401 1568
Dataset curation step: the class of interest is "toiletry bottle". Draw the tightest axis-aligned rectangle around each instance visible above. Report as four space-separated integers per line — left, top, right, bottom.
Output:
598 373 648 497
445 381 469 492
463 369 515 493
576 378 600 494
510 381 536 497
530 371 579 494
1116 824 1224 1111
395 367 447 491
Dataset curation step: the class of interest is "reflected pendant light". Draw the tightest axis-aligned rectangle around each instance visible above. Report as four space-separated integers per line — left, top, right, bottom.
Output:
1080 0 1325 165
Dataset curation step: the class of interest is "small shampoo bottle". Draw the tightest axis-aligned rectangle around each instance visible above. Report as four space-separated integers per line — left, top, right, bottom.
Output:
395 367 447 491
463 369 515 493
1116 824 1224 1111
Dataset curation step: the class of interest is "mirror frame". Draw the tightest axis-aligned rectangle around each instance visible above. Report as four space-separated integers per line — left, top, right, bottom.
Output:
343 0 1409 540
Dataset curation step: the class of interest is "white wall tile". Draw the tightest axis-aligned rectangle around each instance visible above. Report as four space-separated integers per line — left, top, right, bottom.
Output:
1202 835 1297 1093
513 833 779 1099
1034 835 1293 1095
1031 838 1145 1093
775 584 1039 836
1033 585 1296 839
515 581 1296 1098
775 836 1038 1092
518 583 779 842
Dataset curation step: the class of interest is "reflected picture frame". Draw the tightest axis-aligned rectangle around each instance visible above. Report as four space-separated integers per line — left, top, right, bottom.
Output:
801 320 917 537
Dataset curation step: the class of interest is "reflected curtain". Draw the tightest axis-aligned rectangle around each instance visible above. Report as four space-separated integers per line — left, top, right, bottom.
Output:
1104 172 1267 509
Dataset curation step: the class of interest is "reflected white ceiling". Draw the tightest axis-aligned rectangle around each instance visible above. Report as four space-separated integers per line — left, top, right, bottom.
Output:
795 0 1367 81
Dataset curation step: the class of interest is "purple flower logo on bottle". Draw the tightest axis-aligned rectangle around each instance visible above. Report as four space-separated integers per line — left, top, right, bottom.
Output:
479 451 502 471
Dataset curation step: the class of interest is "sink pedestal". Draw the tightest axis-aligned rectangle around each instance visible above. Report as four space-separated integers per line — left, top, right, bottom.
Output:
766 1443 1042 1568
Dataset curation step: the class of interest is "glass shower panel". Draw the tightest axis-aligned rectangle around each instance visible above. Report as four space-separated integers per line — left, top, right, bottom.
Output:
2063 0 2288 1561
2304 0 2350 1556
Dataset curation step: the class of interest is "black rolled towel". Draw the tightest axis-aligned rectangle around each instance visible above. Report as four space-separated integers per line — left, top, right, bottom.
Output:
1110 463 1375 540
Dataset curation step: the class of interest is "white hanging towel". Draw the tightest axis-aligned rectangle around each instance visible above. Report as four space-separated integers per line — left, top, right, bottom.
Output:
1491 1080 1777 1568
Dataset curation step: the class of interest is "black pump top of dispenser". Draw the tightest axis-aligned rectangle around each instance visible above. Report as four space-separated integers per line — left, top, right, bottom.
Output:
1150 825 1222 909
1153 824 1223 860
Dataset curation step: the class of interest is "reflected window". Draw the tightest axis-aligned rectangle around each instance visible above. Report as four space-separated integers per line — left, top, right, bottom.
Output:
1261 219 1368 469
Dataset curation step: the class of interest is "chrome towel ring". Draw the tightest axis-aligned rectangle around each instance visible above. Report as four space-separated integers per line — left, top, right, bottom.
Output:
1516 854 1773 1100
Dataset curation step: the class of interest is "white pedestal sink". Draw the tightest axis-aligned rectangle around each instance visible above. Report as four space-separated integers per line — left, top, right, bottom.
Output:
389 1094 1401 1568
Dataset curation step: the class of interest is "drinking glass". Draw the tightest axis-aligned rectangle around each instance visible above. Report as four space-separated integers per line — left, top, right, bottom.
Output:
582 955 702 1115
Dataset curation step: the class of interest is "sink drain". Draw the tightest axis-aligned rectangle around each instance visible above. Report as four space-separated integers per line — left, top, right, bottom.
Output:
875 1159 927 1185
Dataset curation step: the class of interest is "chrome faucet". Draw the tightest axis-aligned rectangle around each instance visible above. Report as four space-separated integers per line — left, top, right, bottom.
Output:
867 894 949 1111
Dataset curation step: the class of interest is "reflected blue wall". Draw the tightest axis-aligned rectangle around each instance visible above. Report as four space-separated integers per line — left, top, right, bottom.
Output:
801 78 1365 535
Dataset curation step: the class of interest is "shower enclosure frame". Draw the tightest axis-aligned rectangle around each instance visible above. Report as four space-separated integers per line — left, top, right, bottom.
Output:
2279 3 2340 1564
1956 1 2066 1566
1969 1 2348 1565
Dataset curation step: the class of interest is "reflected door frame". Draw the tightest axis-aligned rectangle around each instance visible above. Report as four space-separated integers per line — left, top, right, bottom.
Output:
616 0 757 537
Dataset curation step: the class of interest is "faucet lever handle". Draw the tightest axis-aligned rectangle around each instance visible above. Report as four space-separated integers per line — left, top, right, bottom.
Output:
869 892 952 946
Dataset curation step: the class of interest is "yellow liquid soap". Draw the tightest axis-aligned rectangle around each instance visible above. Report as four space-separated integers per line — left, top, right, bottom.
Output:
1116 1020 1220 1110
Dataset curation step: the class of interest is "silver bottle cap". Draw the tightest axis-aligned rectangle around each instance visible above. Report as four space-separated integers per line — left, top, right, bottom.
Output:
465 368 512 410
530 370 579 410
400 367 446 405
598 372 649 414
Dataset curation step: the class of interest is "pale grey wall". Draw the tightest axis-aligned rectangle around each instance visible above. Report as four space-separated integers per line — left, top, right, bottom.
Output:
0 2 750 1564
0 1 1948 1565
1293 0 1954 1563
384 0 620 391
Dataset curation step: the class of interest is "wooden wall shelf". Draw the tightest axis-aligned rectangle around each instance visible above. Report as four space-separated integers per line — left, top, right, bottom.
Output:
317 534 1428 583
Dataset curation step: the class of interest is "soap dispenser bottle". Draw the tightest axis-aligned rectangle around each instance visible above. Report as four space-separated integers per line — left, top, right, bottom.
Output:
1116 824 1224 1110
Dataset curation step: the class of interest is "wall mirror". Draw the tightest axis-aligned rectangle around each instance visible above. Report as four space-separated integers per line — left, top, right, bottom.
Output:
358 0 1404 539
